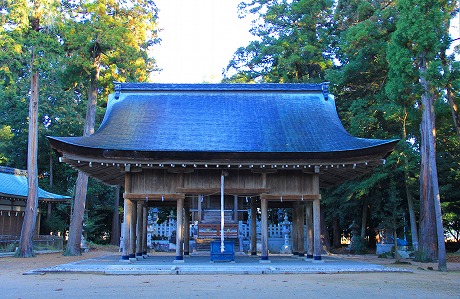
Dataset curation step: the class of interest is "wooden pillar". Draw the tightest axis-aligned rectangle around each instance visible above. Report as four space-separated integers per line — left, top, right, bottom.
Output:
129 199 137 260
250 197 257 256
142 204 148 256
184 202 190 255
121 199 129 260
36 209 41 236
198 194 203 222
298 202 305 257
305 201 313 258
313 198 321 260
136 201 143 257
175 197 184 262
121 174 131 260
233 195 238 222
47 203 52 221
260 197 269 261
292 204 299 255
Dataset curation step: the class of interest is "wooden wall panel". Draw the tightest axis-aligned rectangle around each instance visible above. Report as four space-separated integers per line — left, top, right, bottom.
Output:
131 170 178 194
126 169 319 197
266 171 318 195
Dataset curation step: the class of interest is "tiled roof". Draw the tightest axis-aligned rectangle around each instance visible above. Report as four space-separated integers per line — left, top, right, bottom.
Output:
0 166 71 201
48 83 397 156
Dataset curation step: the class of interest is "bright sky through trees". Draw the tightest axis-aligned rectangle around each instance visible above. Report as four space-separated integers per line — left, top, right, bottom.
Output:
151 0 254 83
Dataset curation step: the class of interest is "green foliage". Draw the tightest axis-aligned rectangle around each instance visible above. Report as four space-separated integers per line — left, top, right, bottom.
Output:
0 125 13 164
0 0 159 246
1 0 459 251
378 179 406 235
224 0 334 83
82 179 117 244
41 202 71 235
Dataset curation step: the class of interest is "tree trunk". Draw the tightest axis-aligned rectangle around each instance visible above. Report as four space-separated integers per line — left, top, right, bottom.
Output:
402 110 419 251
18 50 40 258
65 59 100 255
110 186 121 246
320 208 330 253
360 201 368 239
406 188 418 250
332 216 341 249
47 152 53 221
419 54 447 271
64 172 88 255
393 230 401 263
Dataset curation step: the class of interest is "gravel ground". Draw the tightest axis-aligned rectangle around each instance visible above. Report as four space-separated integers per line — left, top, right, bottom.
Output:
0 250 459 299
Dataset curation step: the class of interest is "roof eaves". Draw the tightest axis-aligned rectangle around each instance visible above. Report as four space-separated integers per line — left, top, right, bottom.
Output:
114 82 329 93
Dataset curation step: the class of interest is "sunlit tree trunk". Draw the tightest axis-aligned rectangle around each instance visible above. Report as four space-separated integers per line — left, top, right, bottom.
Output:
65 59 100 255
419 54 447 271
18 1 42 257
18 47 40 258
402 110 419 251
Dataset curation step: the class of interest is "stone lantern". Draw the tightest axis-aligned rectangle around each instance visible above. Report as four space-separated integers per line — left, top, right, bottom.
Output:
347 220 360 251
280 214 292 254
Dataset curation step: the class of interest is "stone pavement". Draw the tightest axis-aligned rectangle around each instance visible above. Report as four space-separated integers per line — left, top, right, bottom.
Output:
25 252 411 275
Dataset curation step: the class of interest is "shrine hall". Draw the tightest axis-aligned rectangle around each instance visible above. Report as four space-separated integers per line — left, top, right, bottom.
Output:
48 82 398 263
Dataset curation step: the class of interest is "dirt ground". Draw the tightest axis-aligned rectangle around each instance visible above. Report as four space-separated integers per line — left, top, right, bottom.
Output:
0 249 459 299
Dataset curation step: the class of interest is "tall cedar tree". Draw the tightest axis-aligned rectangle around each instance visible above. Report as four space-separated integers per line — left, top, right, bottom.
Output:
223 0 333 83
327 1 421 251
1 0 62 257
386 0 455 271
60 0 159 255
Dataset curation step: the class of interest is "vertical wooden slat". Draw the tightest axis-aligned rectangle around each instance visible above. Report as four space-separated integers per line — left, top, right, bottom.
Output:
136 201 143 257
121 173 131 260
298 202 305 257
142 203 148 255
175 197 184 262
260 197 269 261
313 198 321 260
305 201 313 258
184 202 190 255
250 198 257 256
129 199 137 259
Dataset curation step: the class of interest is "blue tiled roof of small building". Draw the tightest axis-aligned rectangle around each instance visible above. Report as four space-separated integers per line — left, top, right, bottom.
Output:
0 166 71 201
48 83 397 154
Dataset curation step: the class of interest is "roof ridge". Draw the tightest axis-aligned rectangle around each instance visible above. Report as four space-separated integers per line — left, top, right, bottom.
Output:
114 82 329 92
0 166 27 176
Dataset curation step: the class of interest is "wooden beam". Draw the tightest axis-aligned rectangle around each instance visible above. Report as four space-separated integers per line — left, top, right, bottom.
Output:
123 193 185 200
260 194 321 201
176 187 270 195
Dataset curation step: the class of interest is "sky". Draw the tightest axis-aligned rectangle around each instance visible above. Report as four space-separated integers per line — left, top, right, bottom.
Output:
150 0 254 83
149 2 460 84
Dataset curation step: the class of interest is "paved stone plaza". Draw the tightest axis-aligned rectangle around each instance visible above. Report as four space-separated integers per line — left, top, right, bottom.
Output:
26 253 410 275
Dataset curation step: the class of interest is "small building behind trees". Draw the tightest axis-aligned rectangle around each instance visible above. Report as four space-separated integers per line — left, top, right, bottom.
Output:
0 166 70 249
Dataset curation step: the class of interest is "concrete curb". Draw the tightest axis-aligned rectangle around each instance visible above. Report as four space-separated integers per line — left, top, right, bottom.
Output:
24 254 412 275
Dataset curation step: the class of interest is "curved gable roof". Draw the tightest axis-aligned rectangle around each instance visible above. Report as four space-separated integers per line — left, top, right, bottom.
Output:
49 83 397 159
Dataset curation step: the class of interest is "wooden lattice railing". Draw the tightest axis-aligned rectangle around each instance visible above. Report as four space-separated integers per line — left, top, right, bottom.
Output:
197 223 238 238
